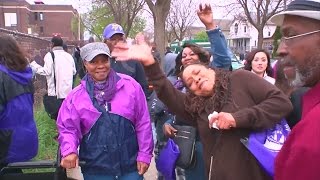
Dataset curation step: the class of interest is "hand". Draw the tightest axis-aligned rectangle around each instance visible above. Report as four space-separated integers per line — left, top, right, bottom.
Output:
208 112 236 130
163 124 178 138
197 4 215 30
137 161 149 175
60 153 79 169
111 33 155 66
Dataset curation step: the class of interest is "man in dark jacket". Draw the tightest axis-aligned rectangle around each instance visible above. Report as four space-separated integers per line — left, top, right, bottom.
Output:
103 23 149 97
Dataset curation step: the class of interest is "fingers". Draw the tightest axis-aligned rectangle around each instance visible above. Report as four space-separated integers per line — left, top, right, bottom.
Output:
199 4 203 11
137 162 149 175
60 154 78 169
209 112 236 130
163 124 177 138
137 161 142 174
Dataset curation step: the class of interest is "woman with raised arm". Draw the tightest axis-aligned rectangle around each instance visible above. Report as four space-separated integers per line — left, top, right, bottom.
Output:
112 32 292 180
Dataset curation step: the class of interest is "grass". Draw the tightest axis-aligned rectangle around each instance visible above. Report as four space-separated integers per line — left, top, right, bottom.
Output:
33 108 58 161
23 108 58 173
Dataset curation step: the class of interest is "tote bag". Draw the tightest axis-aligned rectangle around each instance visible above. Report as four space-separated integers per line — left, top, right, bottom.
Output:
241 119 291 177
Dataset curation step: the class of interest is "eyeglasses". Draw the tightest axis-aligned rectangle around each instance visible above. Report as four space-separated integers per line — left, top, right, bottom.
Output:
280 29 320 44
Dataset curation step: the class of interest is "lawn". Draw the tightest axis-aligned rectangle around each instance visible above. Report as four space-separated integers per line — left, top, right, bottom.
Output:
23 108 58 173
34 108 58 161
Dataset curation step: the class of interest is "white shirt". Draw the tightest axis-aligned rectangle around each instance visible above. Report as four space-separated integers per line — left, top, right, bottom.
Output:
251 70 275 85
30 47 76 99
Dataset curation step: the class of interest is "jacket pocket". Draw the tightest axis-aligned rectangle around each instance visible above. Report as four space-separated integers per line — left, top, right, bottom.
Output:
0 129 13 164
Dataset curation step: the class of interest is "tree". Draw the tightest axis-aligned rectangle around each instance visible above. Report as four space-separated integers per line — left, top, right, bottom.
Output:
71 15 85 40
92 0 145 35
272 26 282 58
216 0 287 49
145 0 171 63
194 31 209 41
167 0 197 42
82 1 146 40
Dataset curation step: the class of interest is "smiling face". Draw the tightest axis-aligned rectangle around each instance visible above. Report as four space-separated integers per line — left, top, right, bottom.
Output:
181 47 200 65
84 54 110 82
251 52 268 76
182 64 215 97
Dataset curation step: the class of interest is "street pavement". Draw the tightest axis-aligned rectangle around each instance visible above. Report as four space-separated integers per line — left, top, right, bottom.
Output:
144 156 158 180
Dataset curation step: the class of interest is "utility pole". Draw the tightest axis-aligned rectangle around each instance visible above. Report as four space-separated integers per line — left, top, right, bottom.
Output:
78 0 81 41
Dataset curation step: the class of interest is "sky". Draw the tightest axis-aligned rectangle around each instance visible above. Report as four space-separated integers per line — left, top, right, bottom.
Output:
25 0 234 38
25 0 91 13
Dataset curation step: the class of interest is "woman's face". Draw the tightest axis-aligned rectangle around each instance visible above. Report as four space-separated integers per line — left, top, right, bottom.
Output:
251 52 268 75
84 54 110 81
182 64 215 97
181 47 200 65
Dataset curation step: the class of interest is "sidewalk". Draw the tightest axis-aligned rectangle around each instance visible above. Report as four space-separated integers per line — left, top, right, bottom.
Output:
144 156 158 180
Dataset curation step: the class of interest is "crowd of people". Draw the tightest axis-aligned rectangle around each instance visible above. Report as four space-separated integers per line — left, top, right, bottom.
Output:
0 0 319 180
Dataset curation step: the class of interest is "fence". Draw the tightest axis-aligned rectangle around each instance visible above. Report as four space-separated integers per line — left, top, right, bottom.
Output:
0 28 51 107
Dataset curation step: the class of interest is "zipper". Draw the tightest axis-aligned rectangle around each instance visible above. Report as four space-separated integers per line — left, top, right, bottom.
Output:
209 156 214 180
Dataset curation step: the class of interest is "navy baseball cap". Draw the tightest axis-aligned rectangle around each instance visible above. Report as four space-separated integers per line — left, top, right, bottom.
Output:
103 23 125 39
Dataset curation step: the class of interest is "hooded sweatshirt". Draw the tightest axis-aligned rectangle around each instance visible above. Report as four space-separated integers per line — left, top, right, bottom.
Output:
0 64 38 164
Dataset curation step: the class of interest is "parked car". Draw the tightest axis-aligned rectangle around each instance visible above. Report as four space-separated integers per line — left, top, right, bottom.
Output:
204 47 244 71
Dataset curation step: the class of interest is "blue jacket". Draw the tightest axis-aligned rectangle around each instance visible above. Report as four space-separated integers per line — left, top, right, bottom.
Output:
0 64 38 164
208 28 232 70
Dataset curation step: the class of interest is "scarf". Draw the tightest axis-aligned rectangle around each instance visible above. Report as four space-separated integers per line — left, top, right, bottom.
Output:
86 69 119 106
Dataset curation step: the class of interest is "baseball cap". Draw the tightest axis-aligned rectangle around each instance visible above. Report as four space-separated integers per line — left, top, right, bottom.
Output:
80 42 111 62
270 0 320 26
103 23 125 39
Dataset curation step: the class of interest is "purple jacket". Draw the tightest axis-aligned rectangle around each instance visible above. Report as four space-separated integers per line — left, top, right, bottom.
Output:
57 73 153 164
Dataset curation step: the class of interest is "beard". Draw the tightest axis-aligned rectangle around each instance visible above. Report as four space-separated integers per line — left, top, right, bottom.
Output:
286 50 320 88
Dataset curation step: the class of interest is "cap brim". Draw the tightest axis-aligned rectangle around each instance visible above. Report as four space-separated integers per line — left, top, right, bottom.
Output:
84 50 111 62
104 31 125 39
270 10 320 26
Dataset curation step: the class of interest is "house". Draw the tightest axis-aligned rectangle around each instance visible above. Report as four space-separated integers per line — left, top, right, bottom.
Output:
185 19 233 40
0 0 80 41
228 17 277 54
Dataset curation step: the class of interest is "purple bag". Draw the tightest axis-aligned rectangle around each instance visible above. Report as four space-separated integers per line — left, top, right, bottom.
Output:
156 138 180 180
241 119 291 177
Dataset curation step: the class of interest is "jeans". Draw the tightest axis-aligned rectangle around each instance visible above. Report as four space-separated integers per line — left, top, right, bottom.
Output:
83 171 143 180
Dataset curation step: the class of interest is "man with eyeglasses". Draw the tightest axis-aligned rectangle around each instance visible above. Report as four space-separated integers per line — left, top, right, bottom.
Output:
102 23 149 98
270 0 320 179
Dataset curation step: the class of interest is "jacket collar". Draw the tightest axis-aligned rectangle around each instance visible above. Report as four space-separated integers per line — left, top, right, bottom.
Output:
302 82 320 117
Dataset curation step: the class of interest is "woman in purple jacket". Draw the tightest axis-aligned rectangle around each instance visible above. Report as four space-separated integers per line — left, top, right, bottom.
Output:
57 42 153 180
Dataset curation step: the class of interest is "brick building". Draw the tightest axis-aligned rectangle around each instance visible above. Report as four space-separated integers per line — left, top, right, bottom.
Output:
0 0 80 41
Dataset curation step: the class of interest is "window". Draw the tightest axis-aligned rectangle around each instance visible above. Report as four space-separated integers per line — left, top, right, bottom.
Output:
268 31 271 36
40 26 44 33
4 13 17 27
39 12 44 21
244 26 247 33
27 28 32 34
235 23 238 34
34 12 38 20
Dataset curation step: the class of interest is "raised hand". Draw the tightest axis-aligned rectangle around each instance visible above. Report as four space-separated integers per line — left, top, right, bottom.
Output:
197 4 215 30
111 33 155 66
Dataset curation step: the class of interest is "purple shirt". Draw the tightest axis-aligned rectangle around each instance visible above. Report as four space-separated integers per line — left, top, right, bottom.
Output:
56 73 153 164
